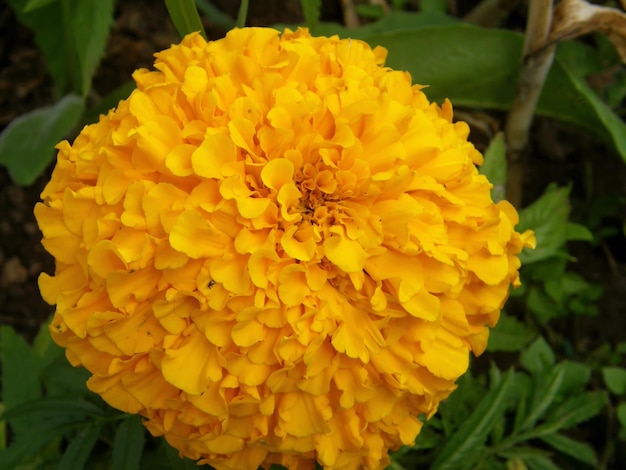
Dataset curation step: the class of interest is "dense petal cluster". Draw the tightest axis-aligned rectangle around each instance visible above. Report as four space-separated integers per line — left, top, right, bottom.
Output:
35 27 534 470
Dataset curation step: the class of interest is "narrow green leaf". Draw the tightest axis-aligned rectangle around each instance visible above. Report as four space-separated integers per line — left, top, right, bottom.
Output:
0 442 27 468
165 0 207 39
516 365 565 433
0 326 41 438
58 424 101 470
497 446 552 461
522 455 560 470
0 398 101 468
0 94 84 185
512 374 531 432
22 0 54 12
602 366 626 395
300 0 322 28
487 314 534 352
72 0 115 96
527 391 608 438
112 415 145 470
431 369 515 470
479 132 507 203
517 185 571 265
194 0 236 31
540 433 597 466
235 0 249 28
519 337 555 375
1 398 104 423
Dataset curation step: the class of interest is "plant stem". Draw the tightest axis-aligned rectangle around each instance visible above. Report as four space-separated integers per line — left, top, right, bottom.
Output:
504 0 556 207
236 0 250 28
341 0 360 28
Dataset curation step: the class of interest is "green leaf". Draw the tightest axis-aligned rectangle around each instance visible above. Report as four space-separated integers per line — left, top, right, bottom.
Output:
479 132 507 203
420 0 448 13
526 286 560 325
165 0 207 39
541 391 607 434
431 369 515 470
517 185 571 265
306 11 456 38
58 424 101 470
540 433 597 466
497 446 552 461
557 361 591 396
0 326 42 438
32 321 68 372
364 24 520 109
0 398 103 468
300 0 322 28
516 365 565 433
555 59 626 161
523 455 560 470
1 398 105 423
194 0 235 31
72 0 115 96
112 415 145 470
0 94 85 185
487 314 535 352
22 0 55 12
40 354 92 398
602 366 626 395
519 337 555 375
566 222 593 242
617 402 626 428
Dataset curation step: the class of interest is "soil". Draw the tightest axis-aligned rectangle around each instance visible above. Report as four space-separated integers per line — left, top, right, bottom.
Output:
1 1 624 355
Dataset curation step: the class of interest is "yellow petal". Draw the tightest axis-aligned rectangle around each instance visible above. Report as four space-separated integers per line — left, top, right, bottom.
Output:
260 157 295 192
278 263 309 306
467 251 509 285
161 329 224 394
323 232 367 273
278 392 331 438
191 132 237 179
280 225 316 261
169 209 230 259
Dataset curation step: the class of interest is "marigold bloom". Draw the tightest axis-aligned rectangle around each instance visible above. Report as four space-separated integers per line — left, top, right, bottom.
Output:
35 27 534 470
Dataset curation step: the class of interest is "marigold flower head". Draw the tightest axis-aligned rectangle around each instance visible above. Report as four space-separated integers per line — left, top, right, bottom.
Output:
35 27 534 470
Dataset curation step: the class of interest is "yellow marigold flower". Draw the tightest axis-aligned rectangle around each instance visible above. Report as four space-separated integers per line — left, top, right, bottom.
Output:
35 27 535 470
